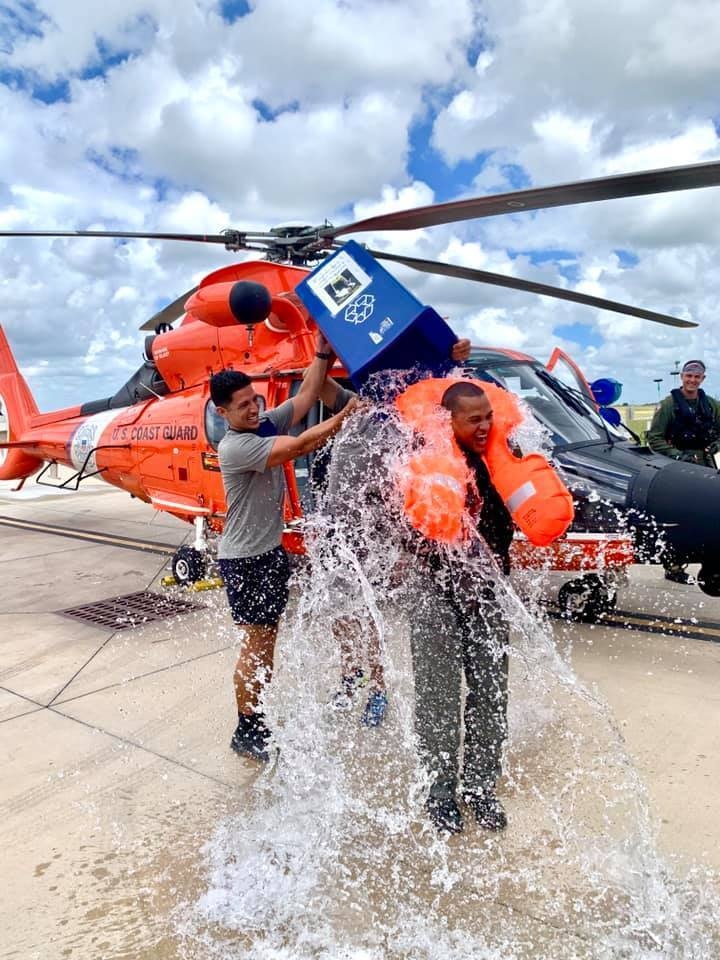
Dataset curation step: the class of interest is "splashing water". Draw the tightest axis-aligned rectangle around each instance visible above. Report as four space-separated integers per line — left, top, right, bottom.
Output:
177 383 719 960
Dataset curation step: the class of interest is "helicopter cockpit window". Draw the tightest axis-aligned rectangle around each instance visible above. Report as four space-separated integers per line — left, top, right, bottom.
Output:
204 394 267 451
467 356 624 447
205 400 228 450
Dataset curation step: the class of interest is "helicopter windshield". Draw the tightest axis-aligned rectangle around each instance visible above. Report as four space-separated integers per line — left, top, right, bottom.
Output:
466 352 627 448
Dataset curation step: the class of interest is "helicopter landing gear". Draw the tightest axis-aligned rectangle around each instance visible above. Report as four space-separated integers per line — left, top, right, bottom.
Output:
171 517 211 585
697 564 720 597
557 573 618 623
171 545 207 585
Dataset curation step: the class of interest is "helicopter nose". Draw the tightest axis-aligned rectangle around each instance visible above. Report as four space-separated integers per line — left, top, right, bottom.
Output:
628 457 720 571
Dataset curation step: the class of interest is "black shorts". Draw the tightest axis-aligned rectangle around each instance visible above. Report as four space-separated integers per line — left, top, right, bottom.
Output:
218 547 291 627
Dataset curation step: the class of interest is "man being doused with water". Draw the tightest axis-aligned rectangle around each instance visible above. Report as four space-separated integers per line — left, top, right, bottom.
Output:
318 375 512 834
408 381 513 835
311 339 472 728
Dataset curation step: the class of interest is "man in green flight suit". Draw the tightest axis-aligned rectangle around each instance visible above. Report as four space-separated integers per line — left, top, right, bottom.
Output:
647 359 720 583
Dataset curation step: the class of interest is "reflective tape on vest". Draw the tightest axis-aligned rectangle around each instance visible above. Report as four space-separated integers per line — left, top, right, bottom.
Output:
506 480 537 514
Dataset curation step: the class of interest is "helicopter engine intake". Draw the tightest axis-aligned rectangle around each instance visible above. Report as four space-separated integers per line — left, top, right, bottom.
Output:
185 280 271 329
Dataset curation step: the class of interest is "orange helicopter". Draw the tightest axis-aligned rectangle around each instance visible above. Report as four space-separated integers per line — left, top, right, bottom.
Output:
3 160 720 618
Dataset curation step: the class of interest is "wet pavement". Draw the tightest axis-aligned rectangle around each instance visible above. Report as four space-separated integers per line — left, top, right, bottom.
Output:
1 480 719 958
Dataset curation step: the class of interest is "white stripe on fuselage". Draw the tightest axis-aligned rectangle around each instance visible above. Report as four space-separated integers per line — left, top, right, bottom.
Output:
69 407 130 472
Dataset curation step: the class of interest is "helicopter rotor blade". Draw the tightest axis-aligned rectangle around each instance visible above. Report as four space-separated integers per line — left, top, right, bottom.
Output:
368 249 698 329
139 286 199 331
0 229 224 242
0 228 279 250
331 161 720 237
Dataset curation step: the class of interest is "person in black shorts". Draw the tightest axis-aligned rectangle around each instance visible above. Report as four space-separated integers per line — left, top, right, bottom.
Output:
210 285 356 762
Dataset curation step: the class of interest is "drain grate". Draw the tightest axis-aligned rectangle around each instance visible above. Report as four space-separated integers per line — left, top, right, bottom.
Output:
59 590 204 630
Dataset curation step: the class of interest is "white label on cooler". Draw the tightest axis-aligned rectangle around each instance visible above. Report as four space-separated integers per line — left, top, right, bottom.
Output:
307 250 372 316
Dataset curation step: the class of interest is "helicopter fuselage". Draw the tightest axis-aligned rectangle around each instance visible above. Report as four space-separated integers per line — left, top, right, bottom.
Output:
2 259 719 595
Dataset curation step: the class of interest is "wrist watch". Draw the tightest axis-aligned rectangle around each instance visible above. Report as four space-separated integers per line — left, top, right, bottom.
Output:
315 351 332 360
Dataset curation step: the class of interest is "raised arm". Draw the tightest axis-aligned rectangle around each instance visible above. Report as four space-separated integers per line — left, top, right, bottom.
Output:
317 374 346 410
312 337 471 410
289 331 335 426
294 333 470 425
451 338 471 363
267 395 358 467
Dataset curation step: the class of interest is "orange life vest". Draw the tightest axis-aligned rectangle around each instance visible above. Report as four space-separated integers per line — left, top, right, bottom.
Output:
395 378 574 547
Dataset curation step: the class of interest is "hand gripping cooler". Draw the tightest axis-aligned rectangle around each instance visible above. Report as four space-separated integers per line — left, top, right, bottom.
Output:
294 241 457 388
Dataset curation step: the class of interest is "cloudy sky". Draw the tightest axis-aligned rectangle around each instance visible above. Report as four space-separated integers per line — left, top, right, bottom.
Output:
1 0 719 408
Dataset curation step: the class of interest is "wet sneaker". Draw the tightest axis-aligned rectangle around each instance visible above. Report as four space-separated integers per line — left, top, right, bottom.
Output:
463 789 507 831
361 690 388 727
230 713 271 762
425 796 464 835
331 670 366 710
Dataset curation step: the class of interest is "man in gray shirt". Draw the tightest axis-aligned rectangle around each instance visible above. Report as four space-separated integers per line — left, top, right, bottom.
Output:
210 335 356 761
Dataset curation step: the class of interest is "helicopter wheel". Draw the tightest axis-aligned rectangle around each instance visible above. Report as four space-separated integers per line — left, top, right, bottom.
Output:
171 546 207 585
557 575 617 623
697 564 720 597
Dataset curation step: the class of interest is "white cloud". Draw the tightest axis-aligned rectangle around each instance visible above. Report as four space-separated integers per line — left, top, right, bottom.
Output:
3 1 194 77
1 0 719 411
351 182 436 223
432 0 720 176
603 123 720 175
466 307 530 350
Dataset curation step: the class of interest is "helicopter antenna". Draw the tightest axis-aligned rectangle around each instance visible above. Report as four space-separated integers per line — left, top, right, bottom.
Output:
138 382 165 401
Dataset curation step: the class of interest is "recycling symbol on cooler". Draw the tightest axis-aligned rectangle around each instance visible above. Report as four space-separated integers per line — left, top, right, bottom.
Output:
344 293 375 325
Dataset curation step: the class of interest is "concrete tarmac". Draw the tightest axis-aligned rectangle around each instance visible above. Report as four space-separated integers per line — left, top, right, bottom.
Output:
1 481 719 958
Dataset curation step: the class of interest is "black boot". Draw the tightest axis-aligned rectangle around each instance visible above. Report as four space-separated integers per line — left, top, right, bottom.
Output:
425 796 464 835
463 786 507 831
230 712 271 762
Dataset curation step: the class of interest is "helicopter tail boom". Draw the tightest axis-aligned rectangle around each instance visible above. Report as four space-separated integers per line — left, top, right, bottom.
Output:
0 326 44 480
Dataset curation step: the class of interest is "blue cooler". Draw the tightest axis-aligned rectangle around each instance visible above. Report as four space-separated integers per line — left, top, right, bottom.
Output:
295 241 457 388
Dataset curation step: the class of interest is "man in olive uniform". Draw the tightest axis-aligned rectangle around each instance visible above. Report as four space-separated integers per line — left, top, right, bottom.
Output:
647 360 720 582
320 378 512 835
409 381 513 834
